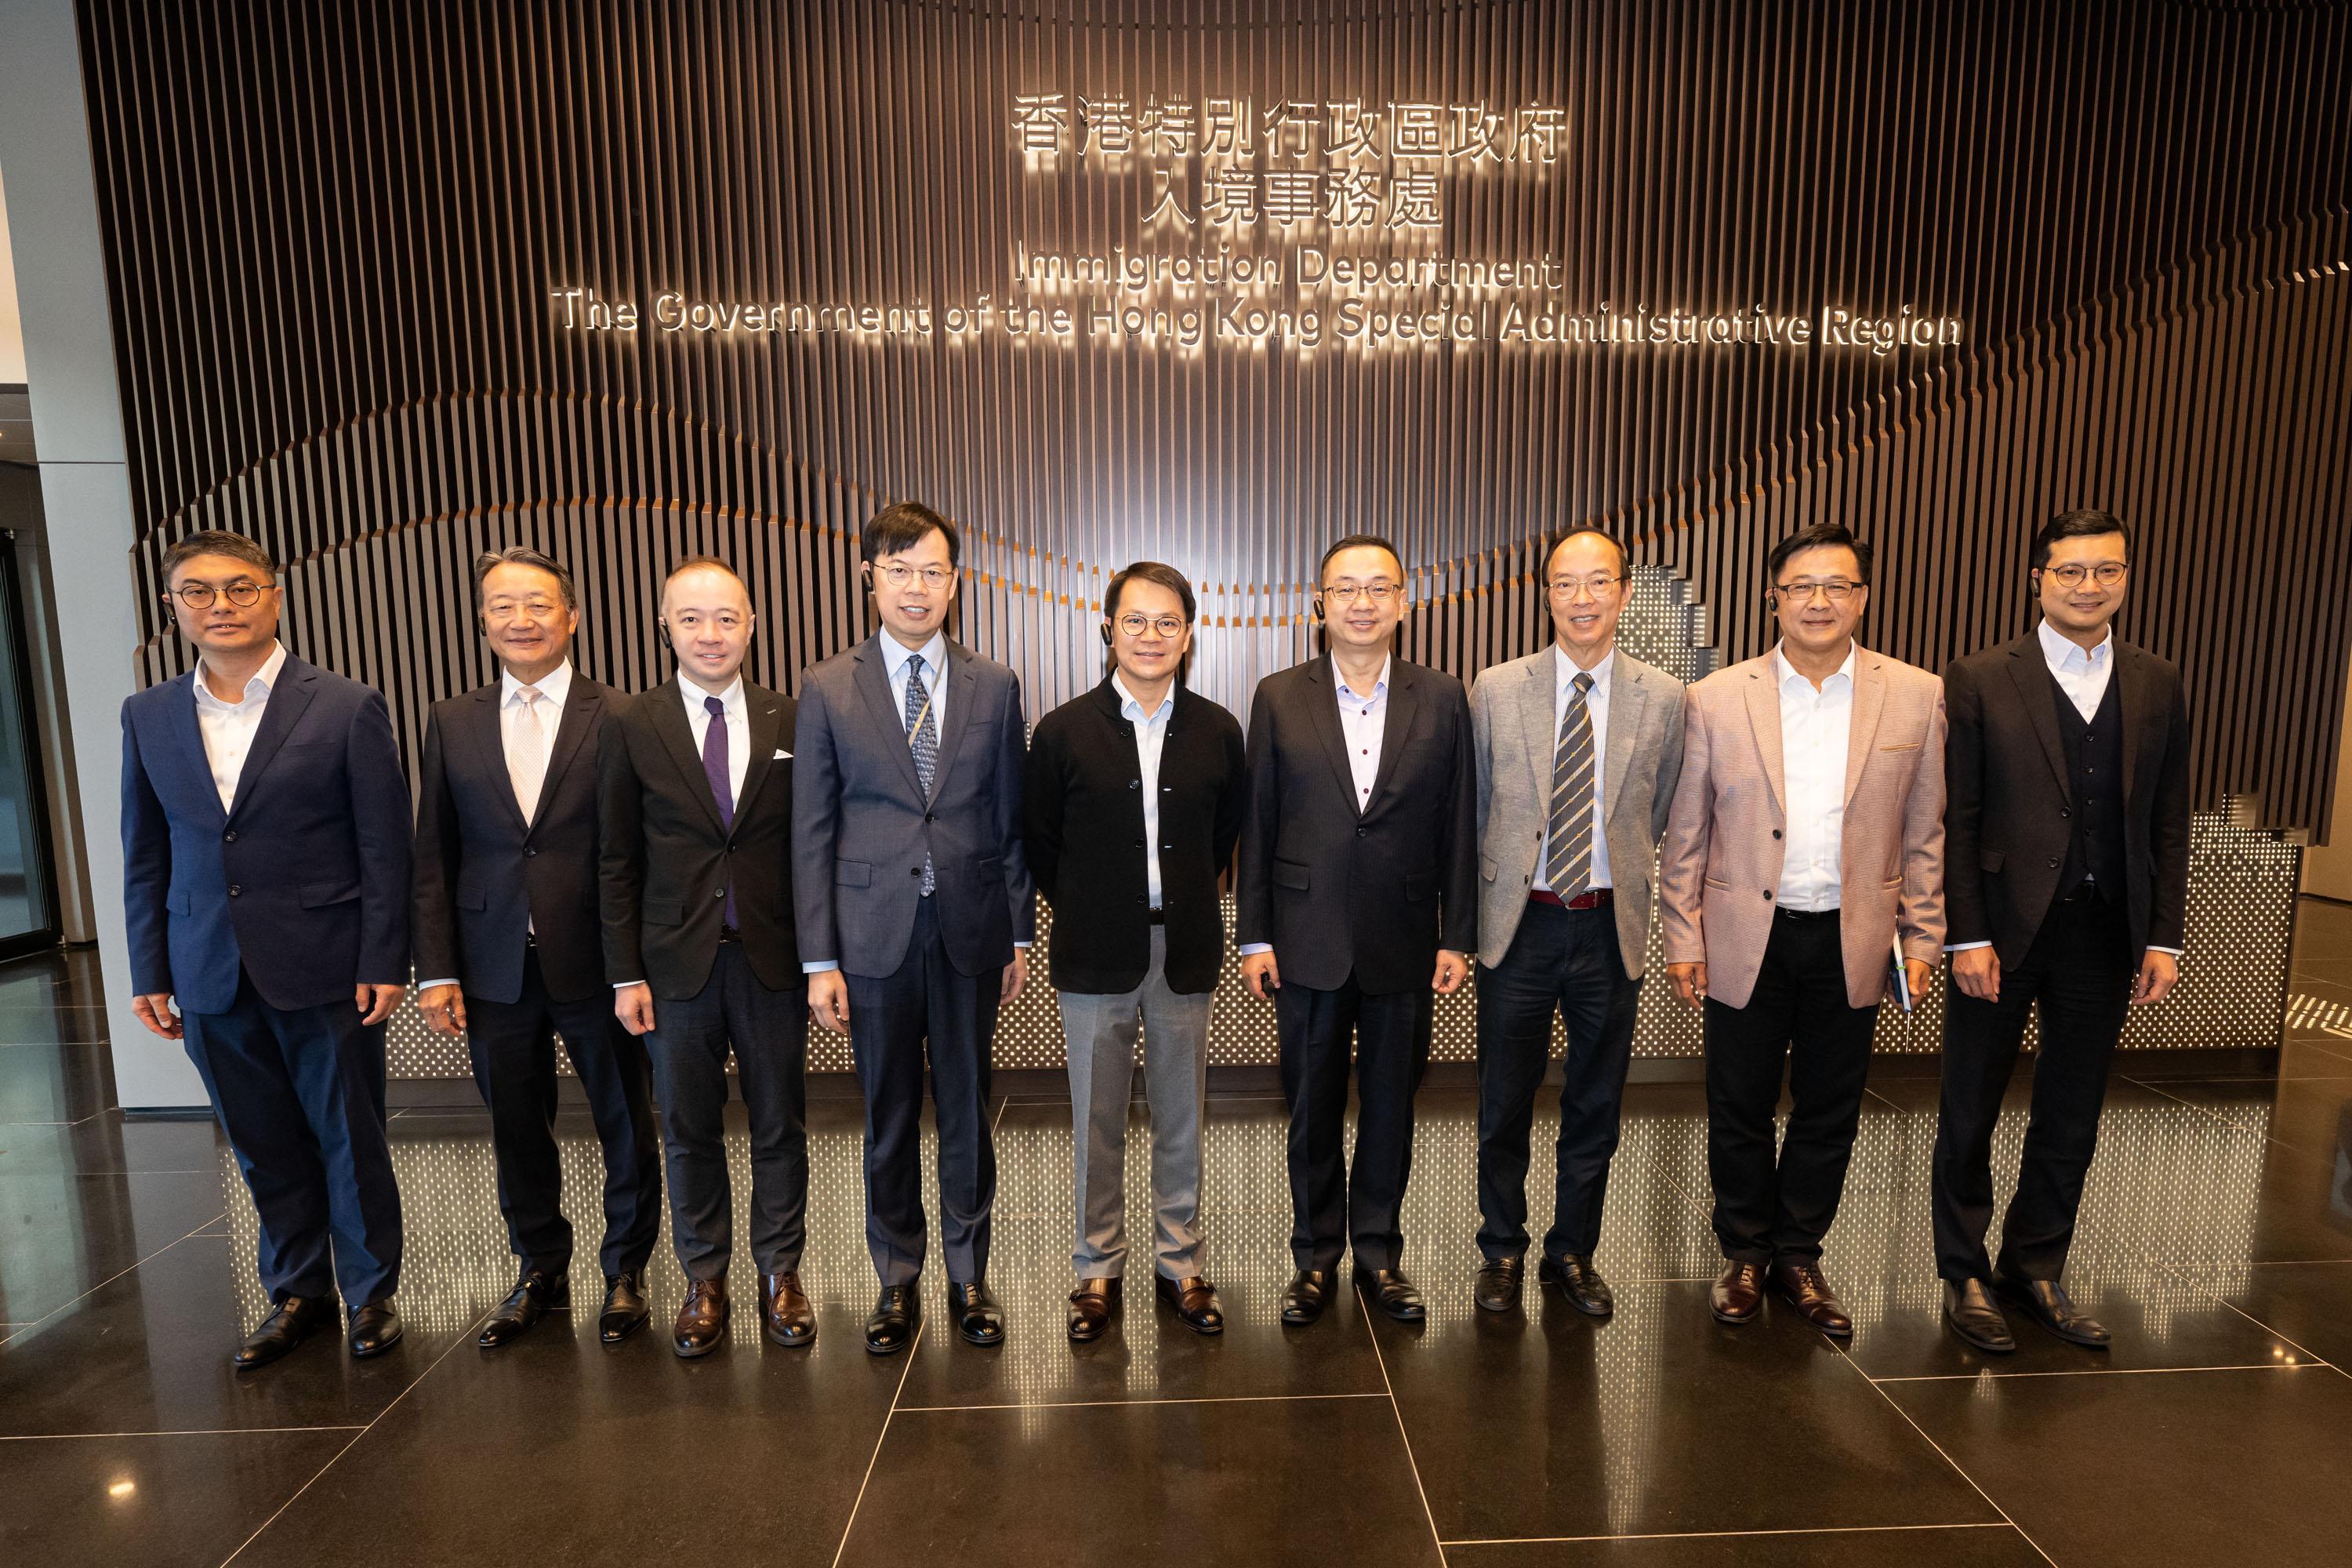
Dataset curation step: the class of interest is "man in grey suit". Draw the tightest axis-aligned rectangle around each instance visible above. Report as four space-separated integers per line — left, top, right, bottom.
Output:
795 502 1035 1355
1469 528 1686 1316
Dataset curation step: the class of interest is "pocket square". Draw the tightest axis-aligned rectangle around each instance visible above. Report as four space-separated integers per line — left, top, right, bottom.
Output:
773 749 792 759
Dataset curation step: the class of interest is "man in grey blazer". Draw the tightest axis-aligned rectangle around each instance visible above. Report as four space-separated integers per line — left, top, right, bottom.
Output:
1469 528 1686 1316
795 502 1035 1355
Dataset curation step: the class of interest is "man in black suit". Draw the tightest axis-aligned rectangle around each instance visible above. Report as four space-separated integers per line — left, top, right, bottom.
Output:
414 546 662 1348
1934 510 2191 1353
1027 561 1246 1341
599 557 810 1357
1237 534 1477 1325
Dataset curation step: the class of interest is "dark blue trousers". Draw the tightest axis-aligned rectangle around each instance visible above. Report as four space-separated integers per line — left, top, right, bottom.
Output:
847 896 1001 1286
182 971 404 1305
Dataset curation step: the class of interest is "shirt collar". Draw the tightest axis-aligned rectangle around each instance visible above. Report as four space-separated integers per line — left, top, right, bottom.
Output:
1110 671 1173 723
2037 619 2111 672
880 630 949 681
681 674 744 717
194 641 288 710
1771 641 1857 694
1334 654 1392 704
1555 644 1613 696
500 659 573 709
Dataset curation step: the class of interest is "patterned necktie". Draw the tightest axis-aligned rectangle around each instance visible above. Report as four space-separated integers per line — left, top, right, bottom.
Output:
1545 671 1597 898
507 686 549 822
702 694 738 927
904 653 937 895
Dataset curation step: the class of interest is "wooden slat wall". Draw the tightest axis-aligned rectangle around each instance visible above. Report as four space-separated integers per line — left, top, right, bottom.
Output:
74 0 2352 837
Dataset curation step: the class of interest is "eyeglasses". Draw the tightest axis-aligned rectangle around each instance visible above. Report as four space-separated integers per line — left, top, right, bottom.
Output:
2040 563 2129 589
167 581 270 609
875 564 955 590
1320 581 1400 604
483 598 564 621
1548 572 1622 599
1115 612 1188 639
1774 578 1864 604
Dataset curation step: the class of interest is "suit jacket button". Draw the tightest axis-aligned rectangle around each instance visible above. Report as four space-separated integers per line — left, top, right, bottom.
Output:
223 830 237 842
1356 826 1367 838
2060 808 2071 818
910 867 922 877
2048 856 2061 869
925 813 935 823
228 885 241 897
525 847 539 857
1129 780 1141 789
1133 840 1145 848
714 888 726 898
1134 895 1145 905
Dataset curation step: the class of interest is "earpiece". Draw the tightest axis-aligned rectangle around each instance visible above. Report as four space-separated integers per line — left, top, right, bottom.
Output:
1099 622 1114 646
655 620 674 651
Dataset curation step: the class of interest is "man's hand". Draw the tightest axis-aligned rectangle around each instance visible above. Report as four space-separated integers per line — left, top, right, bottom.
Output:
614 982 658 1036
2132 949 2180 1006
1667 961 1708 1011
1951 946 2002 1002
356 984 404 1026
132 993 182 1040
1001 949 1029 1005
1241 950 1280 1002
419 983 467 1036
807 971 851 1035
1892 959 1933 1007
1432 949 1470 995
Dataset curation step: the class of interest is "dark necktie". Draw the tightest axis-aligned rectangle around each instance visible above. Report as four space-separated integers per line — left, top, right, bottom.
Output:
905 654 937 895
702 694 738 927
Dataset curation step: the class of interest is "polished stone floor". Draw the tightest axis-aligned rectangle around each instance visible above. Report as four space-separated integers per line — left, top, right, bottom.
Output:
5 906 2352 1567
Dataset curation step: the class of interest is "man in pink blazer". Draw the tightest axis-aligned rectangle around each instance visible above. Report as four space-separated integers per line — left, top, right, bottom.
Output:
1658 521 1946 1337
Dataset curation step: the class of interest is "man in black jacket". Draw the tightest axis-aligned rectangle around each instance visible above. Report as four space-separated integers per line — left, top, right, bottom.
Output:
599 557 810 1358
1933 510 2191 1353
414 546 662 1348
1236 535 1477 1325
1027 561 1246 1342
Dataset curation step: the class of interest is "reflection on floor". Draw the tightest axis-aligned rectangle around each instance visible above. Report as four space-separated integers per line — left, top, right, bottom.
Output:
4 904 2352 1566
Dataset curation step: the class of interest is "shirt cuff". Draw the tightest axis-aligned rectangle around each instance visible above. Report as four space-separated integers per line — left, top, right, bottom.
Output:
801 960 841 974
612 979 644 989
2148 946 2183 957
1014 942 1031 949
1238 942 1272 956
416 978 459 990
1941 942 1992 954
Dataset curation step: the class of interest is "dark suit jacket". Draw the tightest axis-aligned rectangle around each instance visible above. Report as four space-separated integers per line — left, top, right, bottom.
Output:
597 675 800 1000
1944 630 2192 966
121 652 413 1015
1026 679 1247 996
793 634 1036 980
412 671 613 1005
1235 654 1478 993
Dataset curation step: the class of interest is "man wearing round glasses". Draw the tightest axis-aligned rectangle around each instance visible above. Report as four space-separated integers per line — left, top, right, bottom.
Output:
1932 510 2189 1355
121 530 413 1367
1026 561 1247 1341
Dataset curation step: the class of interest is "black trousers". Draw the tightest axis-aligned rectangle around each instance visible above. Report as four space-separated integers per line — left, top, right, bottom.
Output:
1475 900 1642 1262
846 895 1001 1286
1932 892 2135 1283
1276 971 1433 1272
644 943 809 1280
1703 909 1880 1265
466 946 662 1279
182 971 403 1305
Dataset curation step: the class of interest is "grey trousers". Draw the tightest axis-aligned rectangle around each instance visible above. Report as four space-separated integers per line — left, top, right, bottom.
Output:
1057 927 1213 1279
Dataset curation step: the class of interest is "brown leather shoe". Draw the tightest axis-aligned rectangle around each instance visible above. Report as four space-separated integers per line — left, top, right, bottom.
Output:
1066 1276 1122 1342
760 1271 815 1348
673 1277 730 1359
1154 1273 1224 1335
1711 1261 1766 1324
1769 1260 1853 1338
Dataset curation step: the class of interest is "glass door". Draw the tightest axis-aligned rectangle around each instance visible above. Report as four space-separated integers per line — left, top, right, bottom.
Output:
0 532 58 957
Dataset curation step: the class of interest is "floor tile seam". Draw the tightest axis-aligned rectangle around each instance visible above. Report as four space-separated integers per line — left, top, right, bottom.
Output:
2148 1258 2344 1372
891 1391 1392 1414
0 1425 371 1441
1358 1287 1452 1567
2 1218 223 1343
2118 1075 2274 1138
1869 1362 2307 1383
1439 1522 2024 1547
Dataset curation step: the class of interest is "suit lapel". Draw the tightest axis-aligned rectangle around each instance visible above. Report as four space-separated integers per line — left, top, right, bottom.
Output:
468 684 529 836
853 638 926 799
1365 662 1421 811
226 659 321 826
166 673 227 827
1304 657 1362 813
1520 654 1555 812
1842 652 1887 806
923 643 982 804
1741 659 1787 815
2116 641 2147 802
2005 637 2072 804
532 678 602 828
738 688 782 814
1602 652 1646 825
650 677 727 833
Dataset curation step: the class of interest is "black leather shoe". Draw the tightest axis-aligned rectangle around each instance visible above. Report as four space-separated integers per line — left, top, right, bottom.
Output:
672 1278 729 1359
760 1271 816 1348
1997 1273 2111 1347
1280 1268 1330 1326
866 1285 919 1356
1769 1260 1853 1338
1711 1261 1766 1324
1067 1276 1122 1341
477 1268 569 1348
233 1294 336 1370
1944 1278 2016 1354
1473 1255 1524 1313
949 1279 1005 1346
347 1300 405 1359
1155 1273 1224 1335
1539 1254 1615 1318
1355 1265 1427 1323
600 1272 650 1344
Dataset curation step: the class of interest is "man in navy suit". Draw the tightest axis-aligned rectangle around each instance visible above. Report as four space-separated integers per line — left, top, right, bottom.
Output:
412 546 662 1348
121 529 413 1368
795 502 1036 1355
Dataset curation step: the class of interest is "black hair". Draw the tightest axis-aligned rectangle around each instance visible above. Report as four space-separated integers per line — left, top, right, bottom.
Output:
163 529 277 583
2031 509 2131 569
862 500 961 568
474 546 578 610
1105 560 1196 623
1316 533 1403 586
1766 521 1873 586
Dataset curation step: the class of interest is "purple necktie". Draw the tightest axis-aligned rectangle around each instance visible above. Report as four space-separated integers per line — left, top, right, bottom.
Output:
702 695 738 927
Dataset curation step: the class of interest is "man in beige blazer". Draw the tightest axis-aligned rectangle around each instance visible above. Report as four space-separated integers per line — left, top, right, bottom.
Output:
1658 521 1946 1337
1468 528 1686 1316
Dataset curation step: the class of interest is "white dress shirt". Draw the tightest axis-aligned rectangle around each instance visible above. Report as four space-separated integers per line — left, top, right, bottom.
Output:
681 673 748 808
1113 673 1174 909
1534 645 1614 893
192 641 289 811
1773 643 1856 913
1241 655 1392 958
419 661 573 990
880 630 949 739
